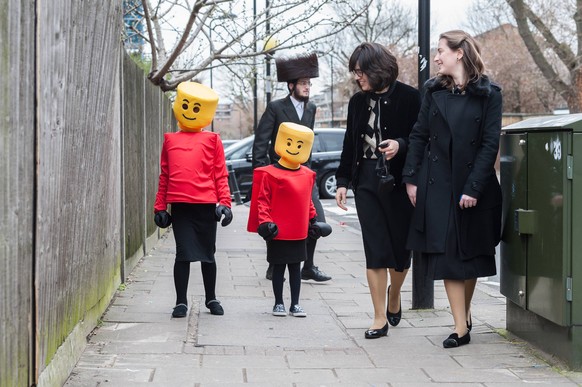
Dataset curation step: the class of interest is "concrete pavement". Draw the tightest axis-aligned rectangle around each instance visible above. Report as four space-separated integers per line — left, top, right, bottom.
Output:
64 200 582 386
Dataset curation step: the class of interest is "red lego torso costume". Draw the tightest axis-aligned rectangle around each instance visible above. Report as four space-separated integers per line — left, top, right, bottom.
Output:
247 165 316 240
154 131 231 211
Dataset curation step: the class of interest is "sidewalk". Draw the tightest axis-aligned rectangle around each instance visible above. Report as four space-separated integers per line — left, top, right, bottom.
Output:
64 202 582 386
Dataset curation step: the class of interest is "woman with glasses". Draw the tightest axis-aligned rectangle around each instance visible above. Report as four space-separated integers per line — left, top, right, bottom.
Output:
335 42 421 339
403 30 502 348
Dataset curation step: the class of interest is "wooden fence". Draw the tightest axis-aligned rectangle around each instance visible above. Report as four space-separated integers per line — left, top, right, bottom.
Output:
0 1 174 386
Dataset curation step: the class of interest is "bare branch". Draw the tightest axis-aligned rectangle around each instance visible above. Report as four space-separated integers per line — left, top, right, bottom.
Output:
506 0 571 97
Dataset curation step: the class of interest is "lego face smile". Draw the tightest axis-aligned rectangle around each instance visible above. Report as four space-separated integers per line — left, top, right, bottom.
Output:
180 100 202 122
173 82 219 132
274 122 314 169
285 138 304 156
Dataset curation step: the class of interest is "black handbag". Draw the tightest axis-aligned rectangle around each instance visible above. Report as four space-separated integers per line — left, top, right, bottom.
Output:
376 153 395 195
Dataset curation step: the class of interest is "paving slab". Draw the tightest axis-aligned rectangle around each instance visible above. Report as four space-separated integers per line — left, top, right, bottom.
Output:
63 201 582 386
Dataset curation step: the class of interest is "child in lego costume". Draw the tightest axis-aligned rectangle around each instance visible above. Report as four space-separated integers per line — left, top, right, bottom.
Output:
248 122 332 317
154 82 233 318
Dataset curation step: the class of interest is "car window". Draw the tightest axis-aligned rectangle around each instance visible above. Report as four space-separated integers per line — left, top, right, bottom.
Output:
228 141 252 160
317 132 344 152
312 134 324 153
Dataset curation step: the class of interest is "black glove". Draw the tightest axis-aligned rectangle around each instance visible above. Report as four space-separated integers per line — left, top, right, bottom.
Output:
257 222 278 241
308 221 332 239
154 210 172 228
215 205 233 227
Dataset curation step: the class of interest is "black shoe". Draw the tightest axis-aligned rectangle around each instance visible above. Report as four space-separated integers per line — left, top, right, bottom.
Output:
365 323 389 339
386 285 402 327
206 300 224 315
443 332 470 348
172 303 188 318
466 314 472 332
301 266 331 282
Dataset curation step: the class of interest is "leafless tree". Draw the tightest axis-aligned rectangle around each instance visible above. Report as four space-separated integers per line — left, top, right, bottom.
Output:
324 0 417 98
124 0 367 92
504 0 580 112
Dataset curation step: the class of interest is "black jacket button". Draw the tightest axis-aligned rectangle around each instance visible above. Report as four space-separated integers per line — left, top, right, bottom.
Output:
429 178 435 185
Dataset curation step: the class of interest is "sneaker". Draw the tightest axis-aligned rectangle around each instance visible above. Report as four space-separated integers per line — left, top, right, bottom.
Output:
289 304 307 317
206 300 224 315
172 303 188 318
272 304 287 316
301 266 331 282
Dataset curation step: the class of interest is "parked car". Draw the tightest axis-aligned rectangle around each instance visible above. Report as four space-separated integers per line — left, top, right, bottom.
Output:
224 128 346 202
221 139 239 149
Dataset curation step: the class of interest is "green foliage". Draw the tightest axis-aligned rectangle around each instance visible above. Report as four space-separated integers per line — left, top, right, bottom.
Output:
128 52 151 74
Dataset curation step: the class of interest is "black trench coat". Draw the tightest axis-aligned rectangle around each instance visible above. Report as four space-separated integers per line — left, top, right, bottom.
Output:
402 76 503 259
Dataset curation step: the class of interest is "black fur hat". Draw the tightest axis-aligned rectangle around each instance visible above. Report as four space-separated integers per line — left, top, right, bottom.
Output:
275 52 319 82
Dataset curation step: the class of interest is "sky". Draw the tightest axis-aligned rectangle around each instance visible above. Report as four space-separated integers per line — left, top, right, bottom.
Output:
401 0 475 40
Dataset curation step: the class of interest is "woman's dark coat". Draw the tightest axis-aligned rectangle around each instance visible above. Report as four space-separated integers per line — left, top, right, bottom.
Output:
335 81 421 190
402 76 503 259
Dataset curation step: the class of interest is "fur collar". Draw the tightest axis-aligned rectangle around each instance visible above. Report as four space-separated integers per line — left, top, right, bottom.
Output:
425 75 500 97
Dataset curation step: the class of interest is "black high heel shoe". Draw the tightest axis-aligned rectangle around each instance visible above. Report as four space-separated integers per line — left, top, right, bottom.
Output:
386 285 402 327
365 323 389 339
466 314 472 332
443 332 471 348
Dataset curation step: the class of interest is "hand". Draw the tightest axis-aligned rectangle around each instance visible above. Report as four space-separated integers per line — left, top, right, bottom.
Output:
308 221 332 239
459 194 477 209
215 205 233 227
406 183 417 207
257 222 278 241
335 187 348 211
378 139 399 160
154 210 172 228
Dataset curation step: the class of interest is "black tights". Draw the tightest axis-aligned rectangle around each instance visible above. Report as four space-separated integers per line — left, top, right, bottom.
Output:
271 262 301 306
173 261 216 306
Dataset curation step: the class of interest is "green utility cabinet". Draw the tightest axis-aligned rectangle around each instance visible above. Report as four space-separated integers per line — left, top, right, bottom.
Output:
500 114 582 369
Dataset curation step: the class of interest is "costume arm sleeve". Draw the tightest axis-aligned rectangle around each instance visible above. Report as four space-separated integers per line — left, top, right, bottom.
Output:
256 174 273 225
252 103 276 168
154 137 169 212
214 137 232 207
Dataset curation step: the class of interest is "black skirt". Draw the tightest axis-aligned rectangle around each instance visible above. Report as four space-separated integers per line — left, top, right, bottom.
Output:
266 239 307 264
427 199 497 280
171 203 217 263
354 159 412 271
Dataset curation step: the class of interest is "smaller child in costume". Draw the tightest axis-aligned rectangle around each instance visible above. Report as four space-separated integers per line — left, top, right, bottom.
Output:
154 82 233 318
247 122 332 317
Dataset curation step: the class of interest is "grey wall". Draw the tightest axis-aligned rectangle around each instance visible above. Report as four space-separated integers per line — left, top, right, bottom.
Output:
0 2 174 386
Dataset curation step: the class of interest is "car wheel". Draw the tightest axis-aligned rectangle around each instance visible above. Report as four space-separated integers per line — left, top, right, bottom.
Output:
319 171 337 199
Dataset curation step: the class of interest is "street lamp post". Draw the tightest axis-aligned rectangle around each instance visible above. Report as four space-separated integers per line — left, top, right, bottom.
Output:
264 36 277 105
412 0 434 310
330 55 334 127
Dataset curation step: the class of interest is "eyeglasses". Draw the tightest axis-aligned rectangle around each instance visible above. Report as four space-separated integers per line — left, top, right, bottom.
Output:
352 68 364 77
296 81 312 87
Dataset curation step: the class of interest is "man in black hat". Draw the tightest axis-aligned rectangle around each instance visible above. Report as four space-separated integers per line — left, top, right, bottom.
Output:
252 52 331 282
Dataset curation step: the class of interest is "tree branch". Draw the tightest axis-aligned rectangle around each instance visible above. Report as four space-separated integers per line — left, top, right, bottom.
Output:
506 0 570 97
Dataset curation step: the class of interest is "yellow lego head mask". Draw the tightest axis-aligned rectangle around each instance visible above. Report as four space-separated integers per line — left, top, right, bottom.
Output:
173 82 219 132
274 122 314 169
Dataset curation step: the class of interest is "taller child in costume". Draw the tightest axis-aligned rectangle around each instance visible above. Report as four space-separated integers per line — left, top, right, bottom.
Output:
248 122 332 317
154 82 233 318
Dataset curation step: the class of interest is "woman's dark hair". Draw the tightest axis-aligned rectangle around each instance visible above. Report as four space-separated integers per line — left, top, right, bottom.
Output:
348 42 399 92
437 30 485 89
